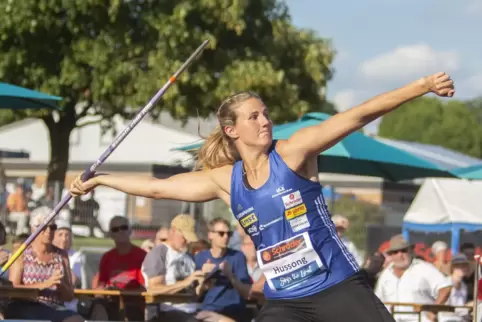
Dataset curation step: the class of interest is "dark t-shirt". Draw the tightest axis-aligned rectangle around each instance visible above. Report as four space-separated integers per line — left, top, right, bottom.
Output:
194 249 251 313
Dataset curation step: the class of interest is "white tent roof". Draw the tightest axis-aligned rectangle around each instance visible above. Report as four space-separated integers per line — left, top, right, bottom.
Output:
404 178 482 226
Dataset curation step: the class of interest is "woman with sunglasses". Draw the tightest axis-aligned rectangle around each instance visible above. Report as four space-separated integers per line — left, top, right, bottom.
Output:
71 72 455 322
5 207 83 322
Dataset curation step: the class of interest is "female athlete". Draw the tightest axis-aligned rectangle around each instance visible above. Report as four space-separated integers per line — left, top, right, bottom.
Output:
71 72 455 322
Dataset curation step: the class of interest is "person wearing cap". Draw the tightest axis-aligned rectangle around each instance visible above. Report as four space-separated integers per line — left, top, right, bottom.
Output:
194 217 253 322
375 234 452 322
141 214 205 321
332 214 363 266
432 241 450 276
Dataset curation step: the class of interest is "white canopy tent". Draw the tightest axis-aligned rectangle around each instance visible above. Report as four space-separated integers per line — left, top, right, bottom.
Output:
402 178 482 253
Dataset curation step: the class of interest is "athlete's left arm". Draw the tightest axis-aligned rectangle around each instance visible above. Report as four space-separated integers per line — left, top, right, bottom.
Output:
280 73 454 162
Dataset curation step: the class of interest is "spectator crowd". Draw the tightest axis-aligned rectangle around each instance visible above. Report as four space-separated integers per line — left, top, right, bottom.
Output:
0 202 481 322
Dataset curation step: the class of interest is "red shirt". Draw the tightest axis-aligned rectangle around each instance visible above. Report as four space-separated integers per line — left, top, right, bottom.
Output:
478 279 482 301
98 245 146 290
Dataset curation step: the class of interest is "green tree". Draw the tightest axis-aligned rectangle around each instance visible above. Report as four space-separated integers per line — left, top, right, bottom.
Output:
0 0 335 185
466 97 482 126
328 196 385 251
378 97 482 158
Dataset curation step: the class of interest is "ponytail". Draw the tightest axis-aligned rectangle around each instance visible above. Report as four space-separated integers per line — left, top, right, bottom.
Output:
196 126 239 170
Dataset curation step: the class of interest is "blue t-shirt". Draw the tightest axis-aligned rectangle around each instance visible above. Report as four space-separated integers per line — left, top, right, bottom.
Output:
194 249 252 313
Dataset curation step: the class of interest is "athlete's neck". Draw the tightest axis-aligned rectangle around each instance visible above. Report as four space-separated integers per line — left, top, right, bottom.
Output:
210 247 227 258
237 145 270 173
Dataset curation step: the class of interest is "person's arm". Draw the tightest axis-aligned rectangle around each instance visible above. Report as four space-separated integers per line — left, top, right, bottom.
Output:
56 254 75 301
71 169 228 203
426 263 453 304
279 73 454 164
148 274 196 294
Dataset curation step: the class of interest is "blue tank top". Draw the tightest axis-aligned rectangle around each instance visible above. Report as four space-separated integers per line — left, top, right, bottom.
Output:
230 142 359 299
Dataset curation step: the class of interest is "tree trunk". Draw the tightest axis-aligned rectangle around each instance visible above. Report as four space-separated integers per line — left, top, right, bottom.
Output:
43 107 77 189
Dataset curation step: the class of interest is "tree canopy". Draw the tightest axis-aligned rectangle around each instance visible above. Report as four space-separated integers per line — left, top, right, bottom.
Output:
378 97 482 158
0 0 336 184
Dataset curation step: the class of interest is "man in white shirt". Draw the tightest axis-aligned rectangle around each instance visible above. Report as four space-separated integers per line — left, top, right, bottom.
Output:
375 234 452 322
141 214 205 321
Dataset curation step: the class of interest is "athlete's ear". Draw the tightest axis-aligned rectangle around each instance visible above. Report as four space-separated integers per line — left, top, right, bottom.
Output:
224 125 238 139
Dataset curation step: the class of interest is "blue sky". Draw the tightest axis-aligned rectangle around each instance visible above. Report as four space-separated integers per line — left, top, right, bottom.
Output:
287 0 482 132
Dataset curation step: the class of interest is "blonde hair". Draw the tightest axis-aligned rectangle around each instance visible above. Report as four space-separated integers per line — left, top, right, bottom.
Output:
196 91 261 170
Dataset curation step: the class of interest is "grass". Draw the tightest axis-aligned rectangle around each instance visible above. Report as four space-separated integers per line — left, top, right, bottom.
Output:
3 236 143 252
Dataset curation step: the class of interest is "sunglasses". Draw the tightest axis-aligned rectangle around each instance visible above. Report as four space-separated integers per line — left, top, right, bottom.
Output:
110 225 129 233
157 238 167 242
387 249 409 256
43 224 57 231
212 231 232 238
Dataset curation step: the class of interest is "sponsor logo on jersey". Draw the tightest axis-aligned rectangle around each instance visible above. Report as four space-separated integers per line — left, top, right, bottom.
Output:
246 225 258 235
236 207 254 219
271 185 293 198
259 216 283 231
240 213 258 228
282 190 303 209
260 234 306 265
289 215 310 232
285 204 307 220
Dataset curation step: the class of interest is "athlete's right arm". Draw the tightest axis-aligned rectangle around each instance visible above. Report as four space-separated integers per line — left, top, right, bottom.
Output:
70 170 222 202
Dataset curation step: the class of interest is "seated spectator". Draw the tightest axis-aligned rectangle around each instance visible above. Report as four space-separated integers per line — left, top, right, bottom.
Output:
53 219 108 320
94 215 147 321
439 254 471 322
375 234 452 322
432 241 450 276
5 207 83 322
195 218 253 322
460 242 476 302
142 214 205 321
155 226 169 245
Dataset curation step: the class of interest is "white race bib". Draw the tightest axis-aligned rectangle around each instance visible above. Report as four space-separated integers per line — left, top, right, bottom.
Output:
256 232 325 292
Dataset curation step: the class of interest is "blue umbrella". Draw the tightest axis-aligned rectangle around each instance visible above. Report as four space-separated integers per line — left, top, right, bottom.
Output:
173 112 455 181
451 164 482 180
0 82 61 110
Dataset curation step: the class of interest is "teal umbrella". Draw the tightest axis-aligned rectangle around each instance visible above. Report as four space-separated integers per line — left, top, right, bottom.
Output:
451 164 482 180
173 112 455 181
0 82 61 110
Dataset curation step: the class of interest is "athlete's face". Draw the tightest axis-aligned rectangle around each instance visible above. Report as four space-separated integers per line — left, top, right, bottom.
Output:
224 97 273 148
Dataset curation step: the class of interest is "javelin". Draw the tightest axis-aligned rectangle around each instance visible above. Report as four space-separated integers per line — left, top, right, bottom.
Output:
0 39 210 276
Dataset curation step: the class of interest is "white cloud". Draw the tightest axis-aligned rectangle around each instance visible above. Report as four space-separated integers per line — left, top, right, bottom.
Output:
465 0 482 16
332 90 358 112
359 44 460 83
462 74 482 97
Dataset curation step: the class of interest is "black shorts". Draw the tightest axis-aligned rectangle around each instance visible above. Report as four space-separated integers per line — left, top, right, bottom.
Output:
256 272 395 322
